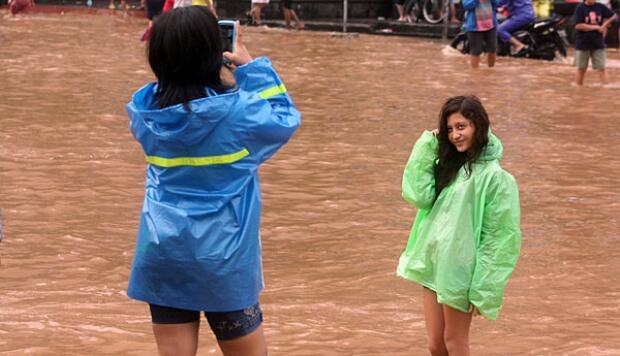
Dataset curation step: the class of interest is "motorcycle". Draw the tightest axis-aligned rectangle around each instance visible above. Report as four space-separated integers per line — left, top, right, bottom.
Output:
449 15 568 60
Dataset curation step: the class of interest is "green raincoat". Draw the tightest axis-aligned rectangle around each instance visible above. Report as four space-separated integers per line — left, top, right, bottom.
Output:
397 130 521 320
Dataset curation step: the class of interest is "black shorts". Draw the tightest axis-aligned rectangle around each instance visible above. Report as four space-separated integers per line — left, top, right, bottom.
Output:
149 302 263 340
467 28 497 55
394 0 406 5
282 0 292 9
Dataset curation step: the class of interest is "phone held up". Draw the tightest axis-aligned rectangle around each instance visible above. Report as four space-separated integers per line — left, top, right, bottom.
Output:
218 20 237 54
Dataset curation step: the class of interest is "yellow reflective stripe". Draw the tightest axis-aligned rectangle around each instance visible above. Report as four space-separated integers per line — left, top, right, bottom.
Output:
146 148 249 168
258 84 287 99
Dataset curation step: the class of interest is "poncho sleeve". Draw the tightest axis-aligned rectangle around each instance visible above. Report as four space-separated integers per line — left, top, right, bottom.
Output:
233 57 301 163
469 170 521 320
402 130 438 210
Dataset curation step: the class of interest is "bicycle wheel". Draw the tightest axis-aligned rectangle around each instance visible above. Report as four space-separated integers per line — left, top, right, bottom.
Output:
422 0 446 24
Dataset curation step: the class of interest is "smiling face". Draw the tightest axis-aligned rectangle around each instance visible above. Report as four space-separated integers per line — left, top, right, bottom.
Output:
447 112 477 153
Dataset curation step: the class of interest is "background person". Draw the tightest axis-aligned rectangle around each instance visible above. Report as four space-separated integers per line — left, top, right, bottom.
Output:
573 0 617 85
397 95 521 356
248 0 269 25
140 0 166 41
497 0 536 56
282 0 304 30
125 7 300 355
8 0 34 16
394 0 408 21
462 0 499 68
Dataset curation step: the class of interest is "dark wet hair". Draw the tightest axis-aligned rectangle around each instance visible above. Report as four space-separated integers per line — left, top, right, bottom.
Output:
434 95 490 198
147 6 234 109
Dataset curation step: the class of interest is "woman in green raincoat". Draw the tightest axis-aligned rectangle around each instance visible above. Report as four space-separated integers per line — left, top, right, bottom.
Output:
397 95 521 356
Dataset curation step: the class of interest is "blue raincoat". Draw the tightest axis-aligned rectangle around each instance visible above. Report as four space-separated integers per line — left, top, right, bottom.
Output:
126 57 301 312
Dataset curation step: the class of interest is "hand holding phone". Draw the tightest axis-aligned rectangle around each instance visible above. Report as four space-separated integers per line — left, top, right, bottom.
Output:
219 21 253 68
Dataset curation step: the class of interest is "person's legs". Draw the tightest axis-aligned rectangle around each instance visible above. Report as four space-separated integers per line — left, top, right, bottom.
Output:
442 304 473 356
423 288 448 356
498 17 531 52
467 31 484 69
206 303 266 356
576 68 587 86
283 7 292 28
574 50 589 85
291 9 304 30
152 322 200 356
484 28 497 67
487 52 496 67
217 325 267 356
252 3 267 25
150 304 201 356
596 69 607 84
591 48 607 84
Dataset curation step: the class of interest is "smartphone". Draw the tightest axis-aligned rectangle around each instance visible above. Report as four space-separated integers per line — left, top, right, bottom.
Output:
218 20 236 53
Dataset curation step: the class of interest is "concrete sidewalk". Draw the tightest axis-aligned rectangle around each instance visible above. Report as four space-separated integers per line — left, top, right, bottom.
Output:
255 18 462 39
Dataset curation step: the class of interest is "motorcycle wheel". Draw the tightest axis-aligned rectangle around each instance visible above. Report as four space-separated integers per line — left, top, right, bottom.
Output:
552 33 568 58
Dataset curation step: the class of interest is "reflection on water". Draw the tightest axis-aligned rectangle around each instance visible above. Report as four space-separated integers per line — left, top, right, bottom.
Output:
1 13 619 355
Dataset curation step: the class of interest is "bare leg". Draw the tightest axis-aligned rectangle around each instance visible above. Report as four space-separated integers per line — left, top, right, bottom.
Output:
423 288 449 356
152 321 199 356
469 55 480 69
217 325 268 356
283 8 292 29
487 52 496 67
252 4 266 25
442 304 473 356
396 4 405 21
450 4 460 23
576 68 587 86
509 36 525 52
290 9 304 30
596 69 607 85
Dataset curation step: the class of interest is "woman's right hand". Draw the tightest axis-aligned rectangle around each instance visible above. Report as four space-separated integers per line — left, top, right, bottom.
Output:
223 22 253 68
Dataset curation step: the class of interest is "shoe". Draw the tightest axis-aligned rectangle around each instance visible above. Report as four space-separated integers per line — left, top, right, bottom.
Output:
514 46 528 58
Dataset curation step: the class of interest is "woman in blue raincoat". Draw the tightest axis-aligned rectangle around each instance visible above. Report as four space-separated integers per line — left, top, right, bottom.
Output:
125 7 300 355
397 96 520 355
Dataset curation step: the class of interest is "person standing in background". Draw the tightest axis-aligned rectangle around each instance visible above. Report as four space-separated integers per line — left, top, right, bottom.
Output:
573 0 617 85
248 0 269 25
462 0 499 68
282 0 304 30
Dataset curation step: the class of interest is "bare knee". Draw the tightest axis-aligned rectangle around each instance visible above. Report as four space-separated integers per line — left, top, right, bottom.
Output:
427 337 448 356
444 333 469 355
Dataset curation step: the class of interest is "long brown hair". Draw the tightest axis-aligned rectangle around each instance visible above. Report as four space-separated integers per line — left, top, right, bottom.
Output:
434 95 490 198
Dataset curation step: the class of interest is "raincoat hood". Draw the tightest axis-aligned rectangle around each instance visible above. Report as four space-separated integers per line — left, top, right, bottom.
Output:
478 132 503 162
126 82 237 146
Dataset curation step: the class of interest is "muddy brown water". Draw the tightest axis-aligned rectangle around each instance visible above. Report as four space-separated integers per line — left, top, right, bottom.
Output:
1 13 619 355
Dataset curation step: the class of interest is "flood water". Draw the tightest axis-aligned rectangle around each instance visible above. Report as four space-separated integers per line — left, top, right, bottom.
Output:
1 13 619 355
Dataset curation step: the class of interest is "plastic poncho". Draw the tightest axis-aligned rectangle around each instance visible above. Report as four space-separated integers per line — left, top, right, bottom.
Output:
396 131 521 320
125 57 301 312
